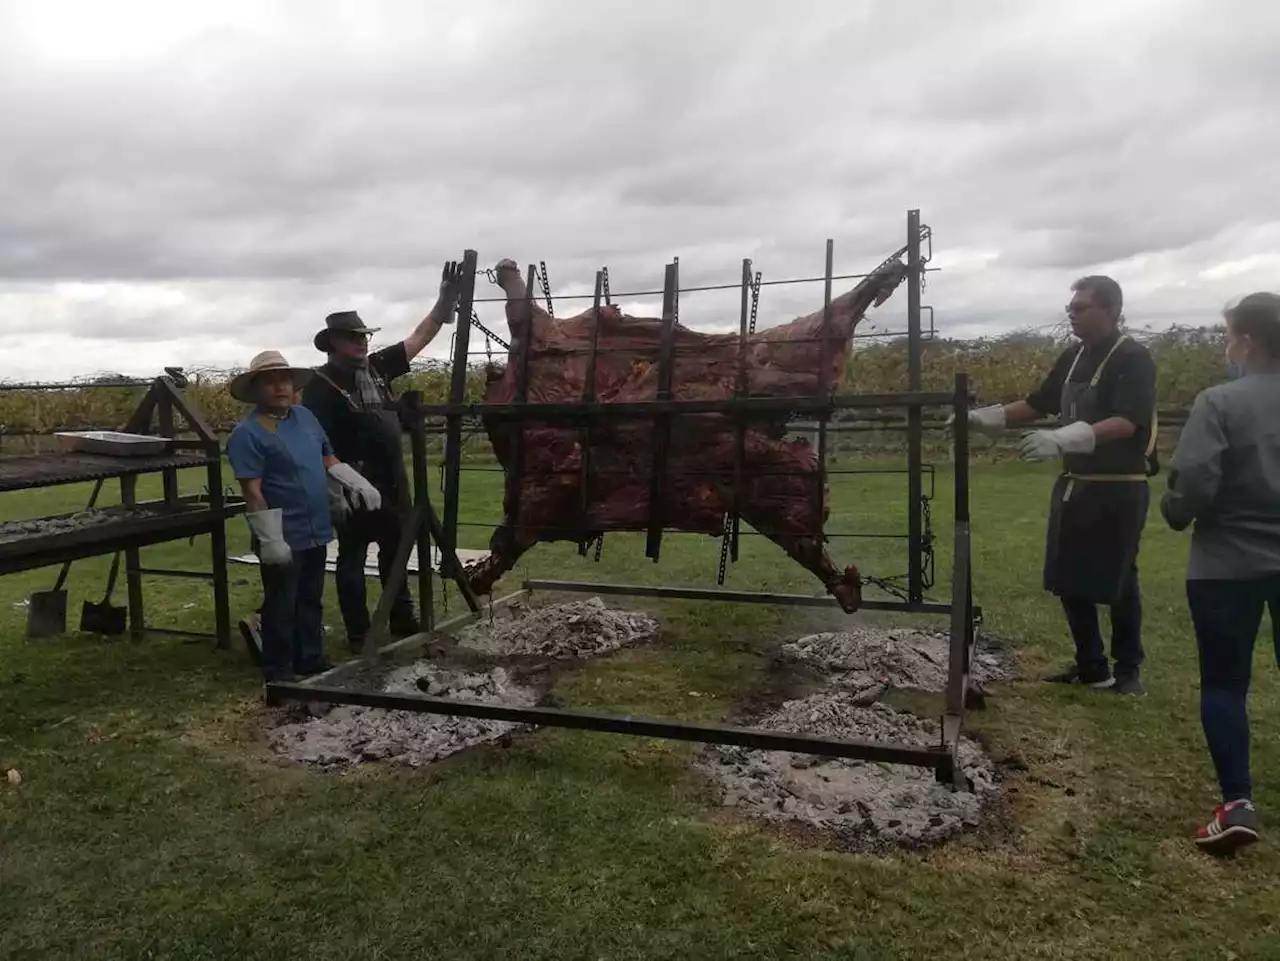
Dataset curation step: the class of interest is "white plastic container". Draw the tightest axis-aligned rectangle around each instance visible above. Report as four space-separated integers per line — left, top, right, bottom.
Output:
54 431 170 457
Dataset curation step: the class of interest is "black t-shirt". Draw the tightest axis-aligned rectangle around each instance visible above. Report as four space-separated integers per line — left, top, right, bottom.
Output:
1025 332 1157 476
301 342 410 503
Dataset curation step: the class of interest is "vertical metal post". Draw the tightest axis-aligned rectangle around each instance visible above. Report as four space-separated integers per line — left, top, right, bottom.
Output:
207 451 231 649
441 249 478 580
579 271 604 555
120 474 145 641
731 257 751 563
157 391 179 505
646 262 677 561
406 391 433 631
944 372 972 787
906 209 923 605
816 239 834 535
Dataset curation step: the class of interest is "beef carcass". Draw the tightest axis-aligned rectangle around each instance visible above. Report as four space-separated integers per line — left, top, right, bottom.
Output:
460 256 910 612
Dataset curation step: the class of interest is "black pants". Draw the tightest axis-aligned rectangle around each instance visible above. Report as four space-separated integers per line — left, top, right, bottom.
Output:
258 546 327 681
334 507 415 641
1188 576 1280 803
1061 565 1144 679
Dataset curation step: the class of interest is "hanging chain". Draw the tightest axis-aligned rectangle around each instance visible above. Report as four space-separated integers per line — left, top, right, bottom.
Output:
601 267 612 307
470 310 510 352
672 257 679 325
716 513 732 585
748 271 762 335
920 492 936 591
593 533 603 562
919 224 933 295
538 261 554 317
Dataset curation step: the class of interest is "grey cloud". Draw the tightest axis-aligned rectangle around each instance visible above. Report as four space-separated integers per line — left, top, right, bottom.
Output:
1 0 1277 380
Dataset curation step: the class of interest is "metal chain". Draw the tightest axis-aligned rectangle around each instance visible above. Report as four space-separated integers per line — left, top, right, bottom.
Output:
672 258 679 325
748 271 762 335
538 261 554 317
593 533 603 562
470 310 510 352
601 267 612 307
920 493 936 590
716 512 732 585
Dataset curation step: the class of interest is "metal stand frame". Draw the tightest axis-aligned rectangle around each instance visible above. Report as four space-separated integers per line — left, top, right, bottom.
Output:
2 374 237 647
267 209 982 787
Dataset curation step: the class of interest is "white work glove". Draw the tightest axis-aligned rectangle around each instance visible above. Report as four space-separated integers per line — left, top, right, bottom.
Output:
1019 421 1096 463
945 404 1007 436
328 462 382 512
245 508 292 566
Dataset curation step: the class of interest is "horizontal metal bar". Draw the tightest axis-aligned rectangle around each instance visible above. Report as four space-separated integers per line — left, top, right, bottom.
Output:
416 391 959 420
264 681 950 766
136 568 214 580
467 266 940 305
296 589 531 689
142 627 217 640
522 579 956 615
455 521 909 540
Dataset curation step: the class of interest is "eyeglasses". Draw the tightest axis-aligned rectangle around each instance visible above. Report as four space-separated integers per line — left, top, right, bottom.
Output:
1065 302 1096 317
336 331 371 342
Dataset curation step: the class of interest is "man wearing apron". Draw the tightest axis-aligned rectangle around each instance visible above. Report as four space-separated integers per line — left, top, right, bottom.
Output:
963 276 1158 695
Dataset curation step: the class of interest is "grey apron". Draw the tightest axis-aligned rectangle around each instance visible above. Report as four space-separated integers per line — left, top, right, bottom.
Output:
1042 336 1151 603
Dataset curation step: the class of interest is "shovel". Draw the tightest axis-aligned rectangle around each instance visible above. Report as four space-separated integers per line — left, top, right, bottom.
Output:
79 551 127 636
26 478 106 639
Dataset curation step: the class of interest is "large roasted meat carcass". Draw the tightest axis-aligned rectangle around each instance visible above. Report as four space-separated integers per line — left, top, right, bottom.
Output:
461 256 910 612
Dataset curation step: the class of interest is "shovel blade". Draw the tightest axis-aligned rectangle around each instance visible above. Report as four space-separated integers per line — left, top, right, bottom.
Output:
80 600 127 636
26 590 68 638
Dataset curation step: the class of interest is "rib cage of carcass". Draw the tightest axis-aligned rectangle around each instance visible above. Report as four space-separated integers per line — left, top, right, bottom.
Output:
462 252 911 613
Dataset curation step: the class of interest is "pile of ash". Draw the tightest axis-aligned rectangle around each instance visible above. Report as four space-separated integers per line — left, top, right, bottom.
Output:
267 663 537 768
780 627 1011 695
455 597 660 659
697 691 997 850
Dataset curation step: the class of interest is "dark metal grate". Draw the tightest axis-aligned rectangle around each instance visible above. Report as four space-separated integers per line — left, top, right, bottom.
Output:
0 451 212 493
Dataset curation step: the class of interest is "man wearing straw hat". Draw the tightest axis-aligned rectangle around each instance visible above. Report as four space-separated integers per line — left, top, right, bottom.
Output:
227 350 382 683
302 263 465 652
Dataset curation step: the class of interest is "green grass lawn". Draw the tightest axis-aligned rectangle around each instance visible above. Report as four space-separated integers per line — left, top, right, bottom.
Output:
2 456 1278 960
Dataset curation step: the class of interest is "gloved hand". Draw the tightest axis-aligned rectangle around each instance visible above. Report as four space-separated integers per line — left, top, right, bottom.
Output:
327 476 351 527
1019 421 1096 462
244 508 292 566
944 404 1007 436
328 462 382 512
436 261 464 324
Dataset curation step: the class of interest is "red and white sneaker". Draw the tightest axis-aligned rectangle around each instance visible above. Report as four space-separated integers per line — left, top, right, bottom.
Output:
1195 799 1259 856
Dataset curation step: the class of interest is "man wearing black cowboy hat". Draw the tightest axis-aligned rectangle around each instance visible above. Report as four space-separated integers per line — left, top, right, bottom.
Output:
301 263 465 652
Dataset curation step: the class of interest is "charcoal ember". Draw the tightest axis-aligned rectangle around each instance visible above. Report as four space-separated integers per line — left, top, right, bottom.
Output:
0 507 160 546
462 257 911 612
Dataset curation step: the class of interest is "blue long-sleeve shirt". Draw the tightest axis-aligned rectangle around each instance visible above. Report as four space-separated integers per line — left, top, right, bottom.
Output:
1160 373 1280 580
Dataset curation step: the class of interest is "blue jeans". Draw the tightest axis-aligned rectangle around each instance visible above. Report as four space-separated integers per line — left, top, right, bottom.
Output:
1188 576 1280 803
258 545 327 680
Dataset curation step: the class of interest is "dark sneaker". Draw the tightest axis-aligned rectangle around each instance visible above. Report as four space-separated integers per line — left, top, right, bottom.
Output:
347 634 366 654
390 616 422 638
1045 665 1114 689
295 660 334 678
262 670 299 685
1113 674 1146 696
1196 799 1259 856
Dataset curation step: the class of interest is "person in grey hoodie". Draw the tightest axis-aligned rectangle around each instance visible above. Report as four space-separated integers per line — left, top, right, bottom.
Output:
1161 291 1280 857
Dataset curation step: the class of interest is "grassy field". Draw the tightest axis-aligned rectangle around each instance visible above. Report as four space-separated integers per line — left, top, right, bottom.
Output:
2 454 1279 960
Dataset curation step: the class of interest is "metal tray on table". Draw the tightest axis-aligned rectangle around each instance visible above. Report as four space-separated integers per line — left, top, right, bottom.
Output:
53 431 171 457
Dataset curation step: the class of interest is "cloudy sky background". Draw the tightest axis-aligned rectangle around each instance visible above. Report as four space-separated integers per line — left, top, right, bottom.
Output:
1 0 1277 382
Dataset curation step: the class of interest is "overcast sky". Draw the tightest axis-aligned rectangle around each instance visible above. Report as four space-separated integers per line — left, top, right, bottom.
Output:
1 0 1277 382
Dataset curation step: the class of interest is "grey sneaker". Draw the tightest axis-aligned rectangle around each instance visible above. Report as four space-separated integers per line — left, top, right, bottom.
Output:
1113 674 1146 696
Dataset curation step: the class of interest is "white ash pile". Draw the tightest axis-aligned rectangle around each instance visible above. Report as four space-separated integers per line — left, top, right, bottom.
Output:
698 692 997 849
456 597 660 659
267 663 537 768
781 627 1010 695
